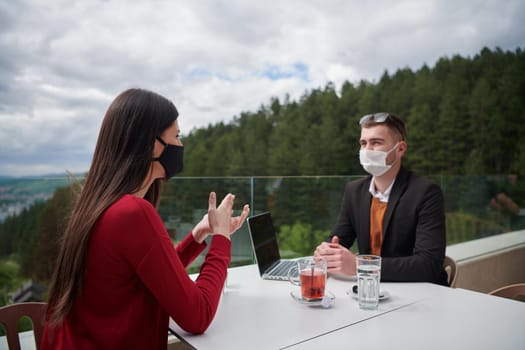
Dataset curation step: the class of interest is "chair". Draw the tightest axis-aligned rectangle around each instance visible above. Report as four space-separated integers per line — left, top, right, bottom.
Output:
443 255 457 288
0 302 47 350
489 283 525 302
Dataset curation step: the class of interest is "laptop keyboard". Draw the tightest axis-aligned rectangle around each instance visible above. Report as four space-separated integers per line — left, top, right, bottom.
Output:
270 260 296 277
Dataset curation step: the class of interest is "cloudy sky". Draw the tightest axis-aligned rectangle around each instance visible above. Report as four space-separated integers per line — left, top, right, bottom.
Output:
0 0 524 176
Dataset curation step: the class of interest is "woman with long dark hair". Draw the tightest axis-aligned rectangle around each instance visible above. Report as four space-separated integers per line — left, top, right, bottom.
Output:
41 88 249 349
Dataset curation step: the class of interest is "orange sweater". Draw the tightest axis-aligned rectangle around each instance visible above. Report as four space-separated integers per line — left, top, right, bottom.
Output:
370 197 387 256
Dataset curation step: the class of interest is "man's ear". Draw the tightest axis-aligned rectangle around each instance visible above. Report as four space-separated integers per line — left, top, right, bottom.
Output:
398 141 407 153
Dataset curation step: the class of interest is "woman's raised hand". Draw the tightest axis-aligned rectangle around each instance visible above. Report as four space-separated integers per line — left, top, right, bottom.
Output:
208 192 234 238
192 192 250 243
229 203 250 234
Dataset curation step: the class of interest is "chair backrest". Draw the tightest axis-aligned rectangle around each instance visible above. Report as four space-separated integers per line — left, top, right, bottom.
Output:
443 255 457 288
489 283 525 302
0 302 47 350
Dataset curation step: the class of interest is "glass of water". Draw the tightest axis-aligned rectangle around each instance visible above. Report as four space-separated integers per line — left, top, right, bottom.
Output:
356 255 381 310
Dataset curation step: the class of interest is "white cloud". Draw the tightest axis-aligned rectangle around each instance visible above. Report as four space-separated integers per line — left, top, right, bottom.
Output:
0 0 524 175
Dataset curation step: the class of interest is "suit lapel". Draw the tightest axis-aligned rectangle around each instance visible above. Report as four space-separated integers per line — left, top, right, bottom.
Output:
383 168 409 239
360 177 372 253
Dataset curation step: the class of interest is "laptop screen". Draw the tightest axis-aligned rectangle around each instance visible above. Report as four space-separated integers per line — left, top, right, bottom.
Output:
247 212 281 276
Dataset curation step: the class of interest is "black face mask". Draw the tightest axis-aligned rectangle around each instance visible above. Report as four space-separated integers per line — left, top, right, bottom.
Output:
153 136 184 179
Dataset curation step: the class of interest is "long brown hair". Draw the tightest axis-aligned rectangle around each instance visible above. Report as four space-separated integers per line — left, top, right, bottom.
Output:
47 88 178 326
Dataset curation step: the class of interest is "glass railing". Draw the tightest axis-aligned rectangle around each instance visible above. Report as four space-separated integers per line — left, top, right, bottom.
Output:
1 175 524 274
159 176 361 271
157 175 525 271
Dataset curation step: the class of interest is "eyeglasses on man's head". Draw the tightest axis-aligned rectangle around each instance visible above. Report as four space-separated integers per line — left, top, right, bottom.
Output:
359 112 391 125
358 112 407 141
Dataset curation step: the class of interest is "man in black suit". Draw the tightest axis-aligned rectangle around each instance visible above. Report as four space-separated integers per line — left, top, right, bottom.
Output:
314 113 448 285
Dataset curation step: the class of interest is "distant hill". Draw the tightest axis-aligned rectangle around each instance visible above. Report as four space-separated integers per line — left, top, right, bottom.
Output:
0 172 85 180
0 176 73 222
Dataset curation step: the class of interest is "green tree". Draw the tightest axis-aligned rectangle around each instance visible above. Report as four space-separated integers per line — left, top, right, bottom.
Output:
277 222 330 257
0 259 20 305
405 104 435 174
24 186 74 282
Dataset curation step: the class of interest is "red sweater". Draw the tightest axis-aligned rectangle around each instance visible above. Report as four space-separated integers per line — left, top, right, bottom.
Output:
41 194 230 349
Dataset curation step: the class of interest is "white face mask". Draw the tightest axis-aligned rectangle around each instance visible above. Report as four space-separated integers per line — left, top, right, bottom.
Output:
359 142 399 176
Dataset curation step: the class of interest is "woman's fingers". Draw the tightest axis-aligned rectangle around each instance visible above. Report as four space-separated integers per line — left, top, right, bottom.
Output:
207 193 250 237
238 204 250 225
234 204 249 219
208 192 217 210
229 204 250 232
217 193 235 212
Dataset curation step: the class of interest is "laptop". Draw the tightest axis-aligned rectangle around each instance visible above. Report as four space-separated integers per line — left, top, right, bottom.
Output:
246 212 298 281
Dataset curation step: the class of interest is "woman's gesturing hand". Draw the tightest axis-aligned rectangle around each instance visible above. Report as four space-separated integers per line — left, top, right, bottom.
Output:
192 192 250 243
208 192 234 238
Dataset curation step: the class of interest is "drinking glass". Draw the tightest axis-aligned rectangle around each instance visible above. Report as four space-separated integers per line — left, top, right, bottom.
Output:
356 254 381 310
288 257 327 301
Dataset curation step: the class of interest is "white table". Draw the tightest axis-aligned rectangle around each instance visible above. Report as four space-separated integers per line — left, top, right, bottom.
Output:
6 264 523 349
285 287 525 350
170 264 489 349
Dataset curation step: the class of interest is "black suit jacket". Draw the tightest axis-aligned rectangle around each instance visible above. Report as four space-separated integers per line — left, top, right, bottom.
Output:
332 167 448 285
